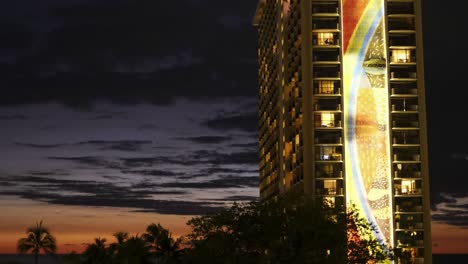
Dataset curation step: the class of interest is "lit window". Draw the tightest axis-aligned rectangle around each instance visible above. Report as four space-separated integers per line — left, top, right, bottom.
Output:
392 49 411 63
320 113 335 127
317 32 334 45
318 81 334 94
401 180 415 194
324 180 337 194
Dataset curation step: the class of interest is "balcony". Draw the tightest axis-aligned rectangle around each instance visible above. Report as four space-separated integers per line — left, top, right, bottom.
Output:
395 170 421 178
314 80 340 95
387 2 414 15
315 120 342 129
316 187 344 196
389 35 416 47
392 104 418 112
314 101 341 111
312 20 340 30
390 71 417 80
391 87 418 97
313 32 339 46
315 163 343 179
314 69 341 78
315 132 342 144
388 17 415 31
312 5 339 15
392 120 419 129
313 52 340 64
317 153 342 161
395 203 423 214
315 170 343 179
394 153 420 162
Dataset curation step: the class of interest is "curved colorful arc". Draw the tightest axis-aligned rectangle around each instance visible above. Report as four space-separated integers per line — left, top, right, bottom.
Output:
343 0 390 246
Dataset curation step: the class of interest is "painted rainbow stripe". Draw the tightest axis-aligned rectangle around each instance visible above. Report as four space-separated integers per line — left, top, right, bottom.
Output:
343 0 393 250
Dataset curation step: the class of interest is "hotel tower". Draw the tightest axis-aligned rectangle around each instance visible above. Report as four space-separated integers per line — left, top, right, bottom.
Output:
253 0 431 263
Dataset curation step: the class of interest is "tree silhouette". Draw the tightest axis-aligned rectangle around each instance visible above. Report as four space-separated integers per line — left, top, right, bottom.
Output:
82 237 111 264
116 235 152 264
183 193 393 264
17 220 57 264
143 223 183 263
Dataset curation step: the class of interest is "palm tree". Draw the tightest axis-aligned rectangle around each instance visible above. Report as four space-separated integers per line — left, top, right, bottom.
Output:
17 220 57 264
117 235 152 264
109 231 129 255
143 223 182 263
82 237 111 264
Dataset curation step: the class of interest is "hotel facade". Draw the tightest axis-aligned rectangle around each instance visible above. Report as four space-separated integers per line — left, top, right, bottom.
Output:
253 0 431 263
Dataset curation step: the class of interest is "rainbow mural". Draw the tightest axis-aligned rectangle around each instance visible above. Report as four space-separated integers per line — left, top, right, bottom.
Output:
342 0 393 249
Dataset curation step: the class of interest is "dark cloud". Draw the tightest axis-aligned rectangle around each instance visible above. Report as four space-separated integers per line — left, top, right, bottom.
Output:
137 123 159 131
121 149 258 168
122 169 178 177
175 136 232 144
202 112 258 133
15 142 66 148
201 167 258 176
15 140 152 152
230 142 258 149
0 0 258 108
159 176 258 189
0 189 222 215
76 140 152 152
0 174 215 215
211 195 259 202
0 19 33 52
88 115 116 120
0 114 29 120
432 193 468 228
47 156 122 169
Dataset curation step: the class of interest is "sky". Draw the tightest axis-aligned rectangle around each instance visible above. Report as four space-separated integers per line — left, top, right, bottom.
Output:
0 0 467 255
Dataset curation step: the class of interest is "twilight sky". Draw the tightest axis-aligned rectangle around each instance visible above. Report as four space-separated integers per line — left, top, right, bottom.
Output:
0 0 467 254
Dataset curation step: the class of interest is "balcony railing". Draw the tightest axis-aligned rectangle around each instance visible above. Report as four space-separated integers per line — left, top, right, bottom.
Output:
315 120 342 128
317 153 342 161
316 187 343 195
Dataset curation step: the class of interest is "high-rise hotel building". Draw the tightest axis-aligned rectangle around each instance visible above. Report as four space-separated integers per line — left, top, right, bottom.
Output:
253 0 431 263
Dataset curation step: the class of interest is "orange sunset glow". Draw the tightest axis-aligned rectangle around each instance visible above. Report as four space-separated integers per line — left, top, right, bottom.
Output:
0 196 192 254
